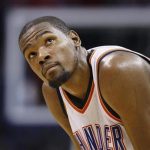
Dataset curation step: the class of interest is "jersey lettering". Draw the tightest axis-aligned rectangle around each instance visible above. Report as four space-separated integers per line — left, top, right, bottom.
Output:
83 125 98 150
74 124 126 150
105 125 113 150
95 124 104 150
74 131 88 150
111 125 126 150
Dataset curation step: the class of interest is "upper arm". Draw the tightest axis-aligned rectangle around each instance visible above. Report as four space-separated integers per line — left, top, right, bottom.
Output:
42 83 80 149
42 83 72 137
99 51 150 149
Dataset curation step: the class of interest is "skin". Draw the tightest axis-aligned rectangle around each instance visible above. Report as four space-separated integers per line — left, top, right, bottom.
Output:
19 21 150 150
99 52 150 149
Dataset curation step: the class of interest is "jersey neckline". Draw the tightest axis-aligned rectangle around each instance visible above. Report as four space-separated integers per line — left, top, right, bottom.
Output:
61 50 95 113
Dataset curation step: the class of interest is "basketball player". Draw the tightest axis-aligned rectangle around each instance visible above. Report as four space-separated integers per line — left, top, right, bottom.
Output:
18 16 150 150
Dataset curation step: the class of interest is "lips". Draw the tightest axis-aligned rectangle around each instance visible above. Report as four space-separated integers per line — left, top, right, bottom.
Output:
42 63 58 77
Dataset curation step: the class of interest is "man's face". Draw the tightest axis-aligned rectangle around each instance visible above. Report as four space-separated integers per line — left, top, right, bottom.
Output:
19 22 79 88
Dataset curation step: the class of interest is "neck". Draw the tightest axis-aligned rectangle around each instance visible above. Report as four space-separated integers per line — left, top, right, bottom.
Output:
61 47 91 100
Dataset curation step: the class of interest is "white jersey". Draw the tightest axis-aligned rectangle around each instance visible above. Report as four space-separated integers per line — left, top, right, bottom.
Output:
59 46 149 150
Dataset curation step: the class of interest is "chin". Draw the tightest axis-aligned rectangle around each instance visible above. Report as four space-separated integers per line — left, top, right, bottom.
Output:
48 71 71 88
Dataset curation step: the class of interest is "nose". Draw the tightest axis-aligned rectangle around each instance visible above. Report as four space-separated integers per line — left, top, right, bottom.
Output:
38 47 50 65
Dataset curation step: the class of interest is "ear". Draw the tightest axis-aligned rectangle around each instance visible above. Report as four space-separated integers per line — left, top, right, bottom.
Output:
68 30 81 47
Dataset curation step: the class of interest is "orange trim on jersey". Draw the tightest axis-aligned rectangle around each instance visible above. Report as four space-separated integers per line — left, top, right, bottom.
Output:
95 52 123 123
62 82 94 114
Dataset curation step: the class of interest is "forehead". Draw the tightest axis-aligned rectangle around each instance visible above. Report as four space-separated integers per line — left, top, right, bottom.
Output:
22 22 57 39
29 22 52 32
19 22 65 52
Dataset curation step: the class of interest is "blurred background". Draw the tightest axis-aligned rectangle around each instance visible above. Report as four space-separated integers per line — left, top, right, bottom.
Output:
0 0 150 150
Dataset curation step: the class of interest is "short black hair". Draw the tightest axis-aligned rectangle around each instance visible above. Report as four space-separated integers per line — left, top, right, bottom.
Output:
19 16 70 41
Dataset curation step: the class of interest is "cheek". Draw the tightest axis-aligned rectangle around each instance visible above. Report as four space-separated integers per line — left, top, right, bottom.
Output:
58 51 74 62
58 49 77 71
57 41 76 60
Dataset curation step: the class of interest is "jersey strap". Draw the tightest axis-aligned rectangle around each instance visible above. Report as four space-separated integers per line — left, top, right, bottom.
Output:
56 88 68 117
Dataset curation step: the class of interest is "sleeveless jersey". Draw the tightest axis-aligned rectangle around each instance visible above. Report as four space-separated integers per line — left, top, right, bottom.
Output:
59 46 150 150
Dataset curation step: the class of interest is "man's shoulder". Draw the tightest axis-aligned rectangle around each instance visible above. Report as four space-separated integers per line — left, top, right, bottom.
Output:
42 82 58 97
98 50 150 118
89 45 129 67
100 50 149 70
89 45 149 68
88 45 130 64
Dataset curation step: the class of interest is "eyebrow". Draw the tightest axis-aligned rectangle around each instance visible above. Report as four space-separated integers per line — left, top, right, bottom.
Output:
23 31 52 54
23 43 32 54
35 30 52 40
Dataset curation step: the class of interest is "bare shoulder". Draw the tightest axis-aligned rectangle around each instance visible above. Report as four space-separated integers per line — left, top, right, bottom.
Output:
42 82 57 96
99 50 150 149
100 50 150 72
41 83 63 118
42 83 56 93
99 51 150 113
41 83 62 119
42 83 70 136
42 83 80 149
42 83 60 109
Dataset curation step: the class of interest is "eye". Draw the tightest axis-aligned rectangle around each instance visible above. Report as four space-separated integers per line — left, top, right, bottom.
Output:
28 52 37 59
45 38 54 46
